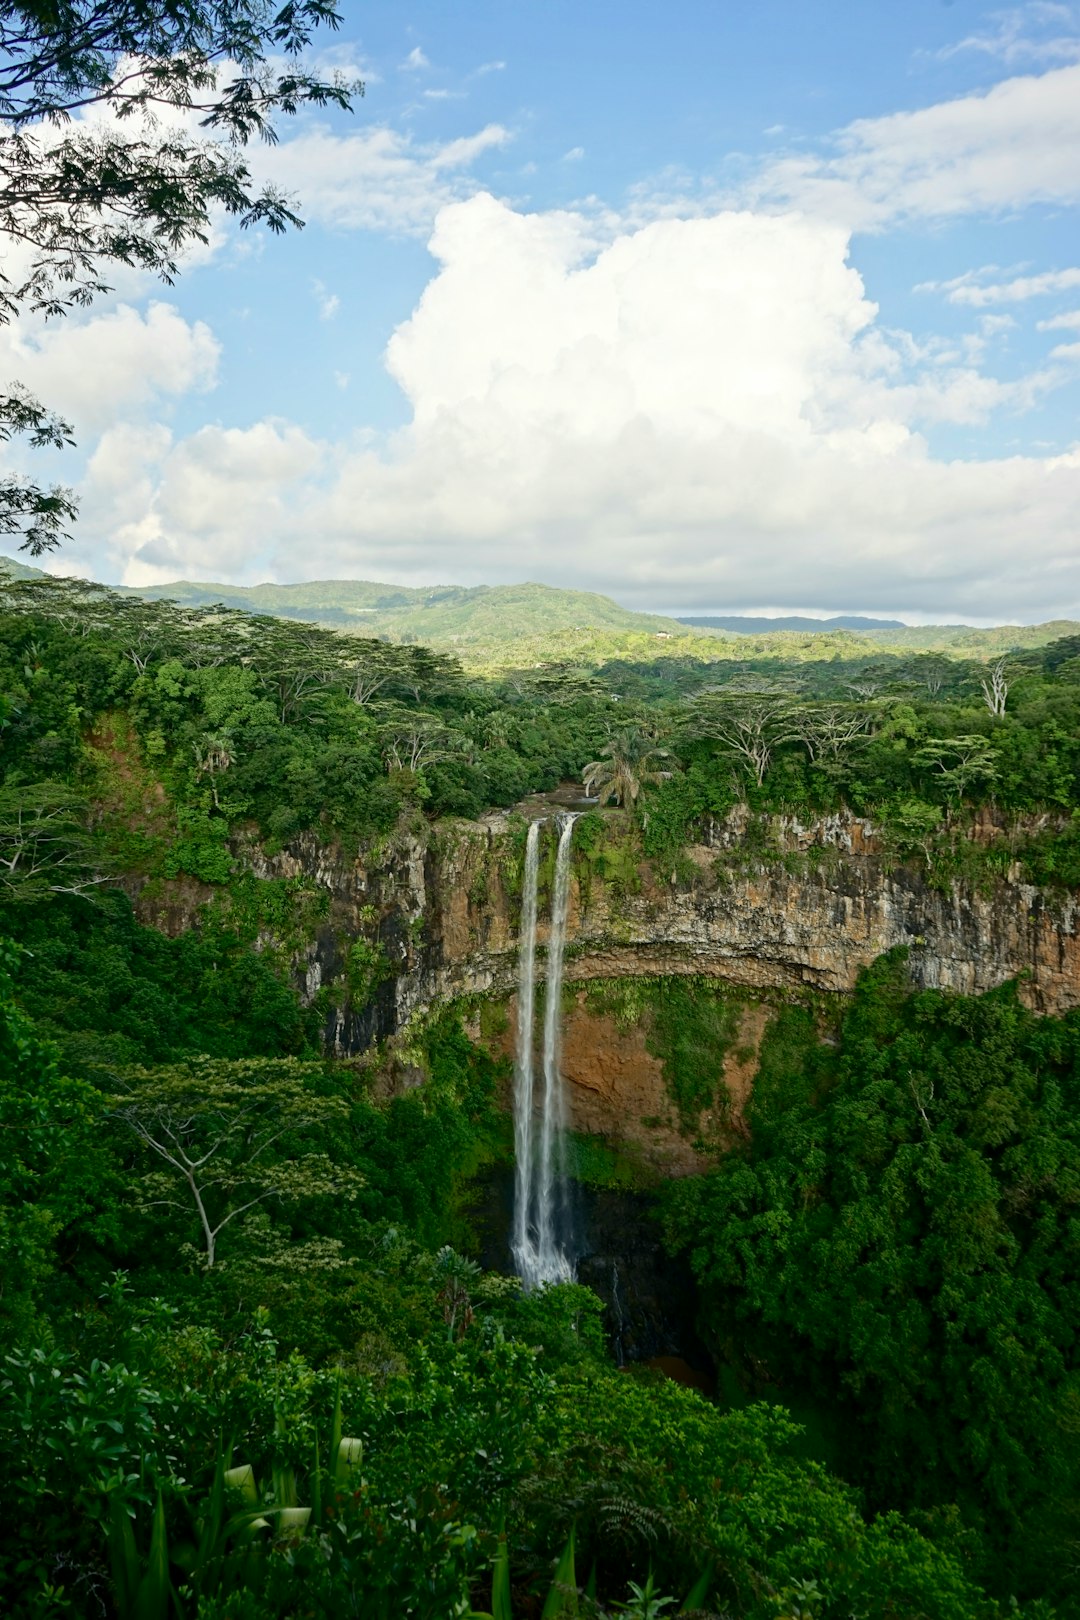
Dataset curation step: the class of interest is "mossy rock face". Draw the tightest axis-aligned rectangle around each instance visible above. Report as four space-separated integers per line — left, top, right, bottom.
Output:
582 976 746 1132
562 1131 658 1191
457 975 779 1172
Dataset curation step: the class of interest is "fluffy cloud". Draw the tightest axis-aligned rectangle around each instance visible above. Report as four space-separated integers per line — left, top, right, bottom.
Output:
0 302 219 433
252 122 511 235
89 420 324 586
750 63 1080 229
93 196 1080 619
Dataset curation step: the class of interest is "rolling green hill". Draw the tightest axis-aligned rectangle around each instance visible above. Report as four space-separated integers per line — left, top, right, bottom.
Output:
0 556 45 581
862 620 1080 653
3 554 1077 667
124 576 693 645
120 574 1080 666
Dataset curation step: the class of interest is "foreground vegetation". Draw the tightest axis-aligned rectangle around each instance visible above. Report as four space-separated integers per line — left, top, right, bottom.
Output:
1 576 1078 1615
6 928 1077 1618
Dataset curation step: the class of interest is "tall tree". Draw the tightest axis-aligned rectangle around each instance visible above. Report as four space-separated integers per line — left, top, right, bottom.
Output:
686 694 800 788
0 0 361 552
113 1056 362 1267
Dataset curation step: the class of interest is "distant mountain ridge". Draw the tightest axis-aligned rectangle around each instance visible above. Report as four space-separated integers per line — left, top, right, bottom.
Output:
2 556 1077 663
679 614 907 632
120 576 691 642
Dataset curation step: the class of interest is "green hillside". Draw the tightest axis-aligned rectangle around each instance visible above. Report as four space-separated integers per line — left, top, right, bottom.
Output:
0 556 44 582
117 572 1080 665
3 554 1077 666
863 620 1080 653
125 576 692 643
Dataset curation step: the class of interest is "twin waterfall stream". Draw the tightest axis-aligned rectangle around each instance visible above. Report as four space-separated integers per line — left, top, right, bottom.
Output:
511 814 579 1289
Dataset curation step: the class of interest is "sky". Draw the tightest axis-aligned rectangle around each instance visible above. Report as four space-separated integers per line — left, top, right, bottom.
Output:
4 0 1080 622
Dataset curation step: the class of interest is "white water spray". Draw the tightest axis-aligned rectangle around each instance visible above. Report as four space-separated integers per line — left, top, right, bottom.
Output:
511 813 578 1289
510 820 540 1274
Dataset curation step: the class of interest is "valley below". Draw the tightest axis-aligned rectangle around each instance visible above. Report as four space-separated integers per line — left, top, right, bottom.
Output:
4 577 1080 1618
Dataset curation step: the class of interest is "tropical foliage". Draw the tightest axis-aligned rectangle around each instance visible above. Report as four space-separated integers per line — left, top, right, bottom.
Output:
664 951 1080 1611
1 578 1079 1615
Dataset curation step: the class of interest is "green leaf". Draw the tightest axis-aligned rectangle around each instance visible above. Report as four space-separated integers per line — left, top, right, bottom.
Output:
541 1528 577 1618
491 1529 512 1620
679 1565 712 1613
133 1490 170 1620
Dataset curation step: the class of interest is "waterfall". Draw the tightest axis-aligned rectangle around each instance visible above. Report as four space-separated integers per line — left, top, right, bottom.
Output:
510 820 540 1275
511 812 578 1290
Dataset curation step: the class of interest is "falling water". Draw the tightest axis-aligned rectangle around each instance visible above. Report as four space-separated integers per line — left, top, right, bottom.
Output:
511 813 578 1289
510 820 540 1275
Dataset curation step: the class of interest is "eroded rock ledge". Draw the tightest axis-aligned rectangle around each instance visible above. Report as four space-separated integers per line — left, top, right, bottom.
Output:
227 804 1078 1043
131 805 1079 1176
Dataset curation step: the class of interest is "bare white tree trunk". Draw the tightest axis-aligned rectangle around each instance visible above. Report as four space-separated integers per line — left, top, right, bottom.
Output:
980 658 1009 718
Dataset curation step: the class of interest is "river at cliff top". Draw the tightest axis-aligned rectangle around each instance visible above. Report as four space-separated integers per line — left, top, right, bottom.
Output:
512 779 603 818
467 1161 715 1389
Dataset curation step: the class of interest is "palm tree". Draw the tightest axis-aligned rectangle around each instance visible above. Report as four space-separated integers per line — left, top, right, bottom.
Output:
582 727 672 807
193 731 235 809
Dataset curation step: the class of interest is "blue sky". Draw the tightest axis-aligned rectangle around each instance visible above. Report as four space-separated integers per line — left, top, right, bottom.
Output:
4 0 1080 621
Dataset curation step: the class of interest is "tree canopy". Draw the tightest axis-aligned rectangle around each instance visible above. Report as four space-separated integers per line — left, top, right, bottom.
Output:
0 0 361 551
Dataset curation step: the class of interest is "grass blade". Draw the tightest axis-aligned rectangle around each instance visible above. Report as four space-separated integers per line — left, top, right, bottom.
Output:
134 1490 171 1620
680 1563 713 1613
492 1528 512 1620
541 1528 577 1618
107 1494 139 1620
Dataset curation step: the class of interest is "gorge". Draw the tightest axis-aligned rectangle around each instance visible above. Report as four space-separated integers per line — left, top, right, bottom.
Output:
6 581 1080 1618
172 799 1080 1181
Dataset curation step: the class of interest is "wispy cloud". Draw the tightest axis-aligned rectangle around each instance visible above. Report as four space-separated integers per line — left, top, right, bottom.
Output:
918 266 1080 305
932 2 1080 66
312 280 340 320
747 62 1080 229
400 46 429 71
248 123 512 236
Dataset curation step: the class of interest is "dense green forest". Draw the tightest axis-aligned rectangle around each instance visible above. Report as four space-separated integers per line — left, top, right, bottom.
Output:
2 573 1079 1617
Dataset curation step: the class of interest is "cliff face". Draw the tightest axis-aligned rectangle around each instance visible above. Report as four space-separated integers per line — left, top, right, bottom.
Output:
245 805 1079 1035
135 805 1080 1172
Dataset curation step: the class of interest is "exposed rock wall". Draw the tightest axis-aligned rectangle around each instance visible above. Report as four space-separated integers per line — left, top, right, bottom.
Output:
132 805 1080 1173
241 807 1079 1041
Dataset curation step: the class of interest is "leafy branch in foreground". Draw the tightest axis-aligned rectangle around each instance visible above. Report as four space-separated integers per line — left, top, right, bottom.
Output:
0 384 79 551
0 0 362 551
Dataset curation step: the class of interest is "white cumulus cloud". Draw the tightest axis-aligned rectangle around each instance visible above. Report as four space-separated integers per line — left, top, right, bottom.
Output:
0 302 219 433
106 421 325 586
88 196 1080 620
750 62 1080 229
